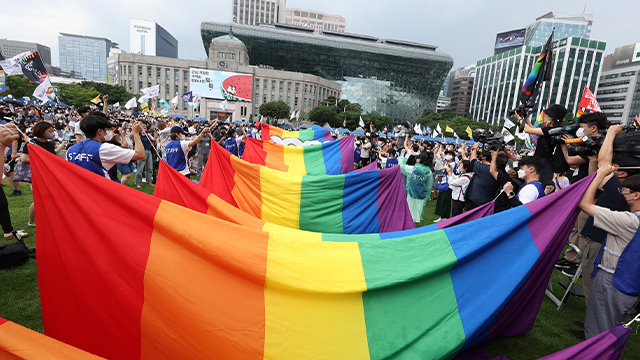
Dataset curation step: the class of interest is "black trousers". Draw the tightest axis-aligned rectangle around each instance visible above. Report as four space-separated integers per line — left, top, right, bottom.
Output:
465 198 479 211
452 199 465 217
0 187 13 234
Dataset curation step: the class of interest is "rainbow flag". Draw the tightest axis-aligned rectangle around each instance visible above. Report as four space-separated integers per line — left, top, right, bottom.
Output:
156 160 493 231
0 317 104 358
0 70 7 94
519 32 553 107
243 135 354 175
575 108 585 122
29 144 593 360
261 123 333 144
201 142 414 233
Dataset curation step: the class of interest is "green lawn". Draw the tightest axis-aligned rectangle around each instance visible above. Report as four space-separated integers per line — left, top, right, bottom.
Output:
1 183 638 358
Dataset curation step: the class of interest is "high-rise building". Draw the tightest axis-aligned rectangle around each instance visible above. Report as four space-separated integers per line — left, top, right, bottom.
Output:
596 42 640 124
450 77 475 117
524 12 593 47
470 37 606 125
232 0 287 26
129 19 178 58
0 39 51 65
58 33 118 82
285 8 346 34
494 12 593 55
201 22 453 122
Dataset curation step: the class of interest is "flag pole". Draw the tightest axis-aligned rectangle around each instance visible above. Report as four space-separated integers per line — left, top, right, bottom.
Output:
546 28 555 109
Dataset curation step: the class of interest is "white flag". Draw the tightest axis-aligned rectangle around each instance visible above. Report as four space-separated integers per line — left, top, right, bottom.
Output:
170 95 179 105
138 95 148 104
33 76 54 103
140 84 160 98
260 115 264 123
504 118 516 129
515 125 528 140
0 51 30 76
501 128 515 143
359 116 365 128
161 108 168 114
125 97 137 109
436 123 442 136
413 123 423 136
296 110 300 118
290 111 295 120
220 99 228 110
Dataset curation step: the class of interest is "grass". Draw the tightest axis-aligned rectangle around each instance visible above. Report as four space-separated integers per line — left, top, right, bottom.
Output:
1 182 638 358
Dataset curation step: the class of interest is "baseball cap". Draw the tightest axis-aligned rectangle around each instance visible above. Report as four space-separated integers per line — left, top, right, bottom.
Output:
170 126 188 135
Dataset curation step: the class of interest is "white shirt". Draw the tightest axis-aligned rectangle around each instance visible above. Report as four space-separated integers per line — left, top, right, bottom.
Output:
99 143 136 178
449 173 473 201
74 119 86 141
517 182 541 204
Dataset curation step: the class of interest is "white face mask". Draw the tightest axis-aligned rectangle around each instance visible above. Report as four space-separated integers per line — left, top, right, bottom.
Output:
575 128 585 138
104 130 113 141
517 169 526 179
445 155 453 161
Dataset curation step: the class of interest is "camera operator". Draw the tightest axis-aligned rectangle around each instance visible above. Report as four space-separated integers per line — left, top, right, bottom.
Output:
578 163 640 339
501 156 546 208
559 112 606 184
516 104 569 186
465 143 509 210
490 149 524 213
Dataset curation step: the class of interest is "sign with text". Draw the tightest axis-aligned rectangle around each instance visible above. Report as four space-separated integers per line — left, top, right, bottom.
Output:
189 68 253 102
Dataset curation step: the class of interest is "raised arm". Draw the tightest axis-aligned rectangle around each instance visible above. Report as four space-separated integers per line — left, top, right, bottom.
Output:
102 94 109 115
489 150 499 180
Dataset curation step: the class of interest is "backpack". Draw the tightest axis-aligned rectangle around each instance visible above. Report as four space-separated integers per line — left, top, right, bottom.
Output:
0 232 35 270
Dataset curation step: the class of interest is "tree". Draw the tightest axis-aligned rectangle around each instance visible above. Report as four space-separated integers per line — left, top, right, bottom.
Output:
259 100 290 121
308 106 337 126
320 95 339 107
4 76 38 99
56 81 137 108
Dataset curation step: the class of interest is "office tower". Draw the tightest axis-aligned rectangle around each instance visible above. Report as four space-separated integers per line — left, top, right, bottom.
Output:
130 19 178 58
59 33 118 82
0 39 51 65
232 0 287 25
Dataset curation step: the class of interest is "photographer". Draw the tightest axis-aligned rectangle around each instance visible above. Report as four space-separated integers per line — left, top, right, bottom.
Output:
559 112 606 184
490 149 524 213
578 163 640 339
502 156 546 208
465 143 508 210
517 104 568 186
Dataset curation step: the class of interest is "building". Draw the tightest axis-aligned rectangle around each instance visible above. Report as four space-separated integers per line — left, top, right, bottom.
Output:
285 8 346 34
596 43 640 124
232 0 287 25
450 76 474 117
59 33 118 82
494 12 593 55
470 37 606 125
201 22 453 122
0 39 51 65
107 33 341 119
437 96 451 113
440 75 451 98
130 19 178 58
524 12 593 47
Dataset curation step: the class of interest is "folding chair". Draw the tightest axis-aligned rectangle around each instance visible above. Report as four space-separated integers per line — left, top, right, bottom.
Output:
545 243 584 311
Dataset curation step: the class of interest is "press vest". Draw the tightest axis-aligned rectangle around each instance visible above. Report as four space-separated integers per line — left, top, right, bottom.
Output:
66 140 105 178
224 137 239 156
165 140 187 171
592 214 640 296
518 181 545 201
385 158 399 169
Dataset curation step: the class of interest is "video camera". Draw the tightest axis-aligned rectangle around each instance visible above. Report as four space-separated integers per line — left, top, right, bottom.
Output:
613 125 640 155
472 129 505 150
565 136 605 156
508 105 530 119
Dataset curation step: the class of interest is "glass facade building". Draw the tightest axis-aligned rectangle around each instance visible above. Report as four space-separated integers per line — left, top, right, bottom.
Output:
470 37 606 125
201 22 453 122
59 33 118 82
524 12 593 47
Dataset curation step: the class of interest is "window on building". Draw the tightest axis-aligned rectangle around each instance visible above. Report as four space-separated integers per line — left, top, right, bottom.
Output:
272 80 276 89
263 95 267 103
304 84 308 93
304 99 307 107
129 80 132 89
279 81 284 90
147 67 151 77
256 79 260 88
288 82 291 91
138 66 142 76
148 82 151 88
157 68 161 78
166 69 170 79
295 97 299 106
175 70 179 80
183 102 187 110
166 84 169 94
175 85 178 95
271 95 275 101
128 66 131 75
184 86 187 94
184 71 188 81
139 81 142 89
287 96 290 105
264 79 268 87
295 83 300 92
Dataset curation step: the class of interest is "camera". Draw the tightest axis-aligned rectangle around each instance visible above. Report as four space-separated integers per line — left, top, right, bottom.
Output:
508 105 530 118
473 129 505 150
613 125 640 155
566 135 605 156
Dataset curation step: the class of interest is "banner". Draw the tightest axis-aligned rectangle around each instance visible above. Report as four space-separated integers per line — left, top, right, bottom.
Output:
140 84 160 98
0 51 30 76
260 123 333 146
189 68 252 101
242 135 355 175
29 144 593 360
33 76 55 103
578 86 602 113
19 51 47 84
200 141 414 234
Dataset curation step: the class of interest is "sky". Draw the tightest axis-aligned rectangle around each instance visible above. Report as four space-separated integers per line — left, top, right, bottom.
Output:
2 0 639 71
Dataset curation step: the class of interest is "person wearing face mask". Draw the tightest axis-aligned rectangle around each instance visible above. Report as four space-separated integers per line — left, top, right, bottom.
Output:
490 150 523 213
560 113 606 184
19 122 58 228
398 152 433 224
516 104 569 186
578 164 640 339
502 156 545 207
67 113 145 180
433 150 457 223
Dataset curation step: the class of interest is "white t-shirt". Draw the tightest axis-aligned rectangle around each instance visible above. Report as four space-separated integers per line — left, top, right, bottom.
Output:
74 119 86 141
517 182 541 204
99 143 136 178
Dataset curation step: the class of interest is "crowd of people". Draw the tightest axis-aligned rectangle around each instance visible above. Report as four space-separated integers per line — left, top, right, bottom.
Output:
0 96 639 340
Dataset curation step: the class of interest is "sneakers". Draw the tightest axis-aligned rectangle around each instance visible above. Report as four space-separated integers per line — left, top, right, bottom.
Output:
7 189 22 197
554 258 574 270
433 217 443 223
562 263 580 277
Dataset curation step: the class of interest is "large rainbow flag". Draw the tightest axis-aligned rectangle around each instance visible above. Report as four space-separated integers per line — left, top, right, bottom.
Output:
260 123 333 145
200 142 414 234
242 135 355 175
30 144 593 360
0 317 104 359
